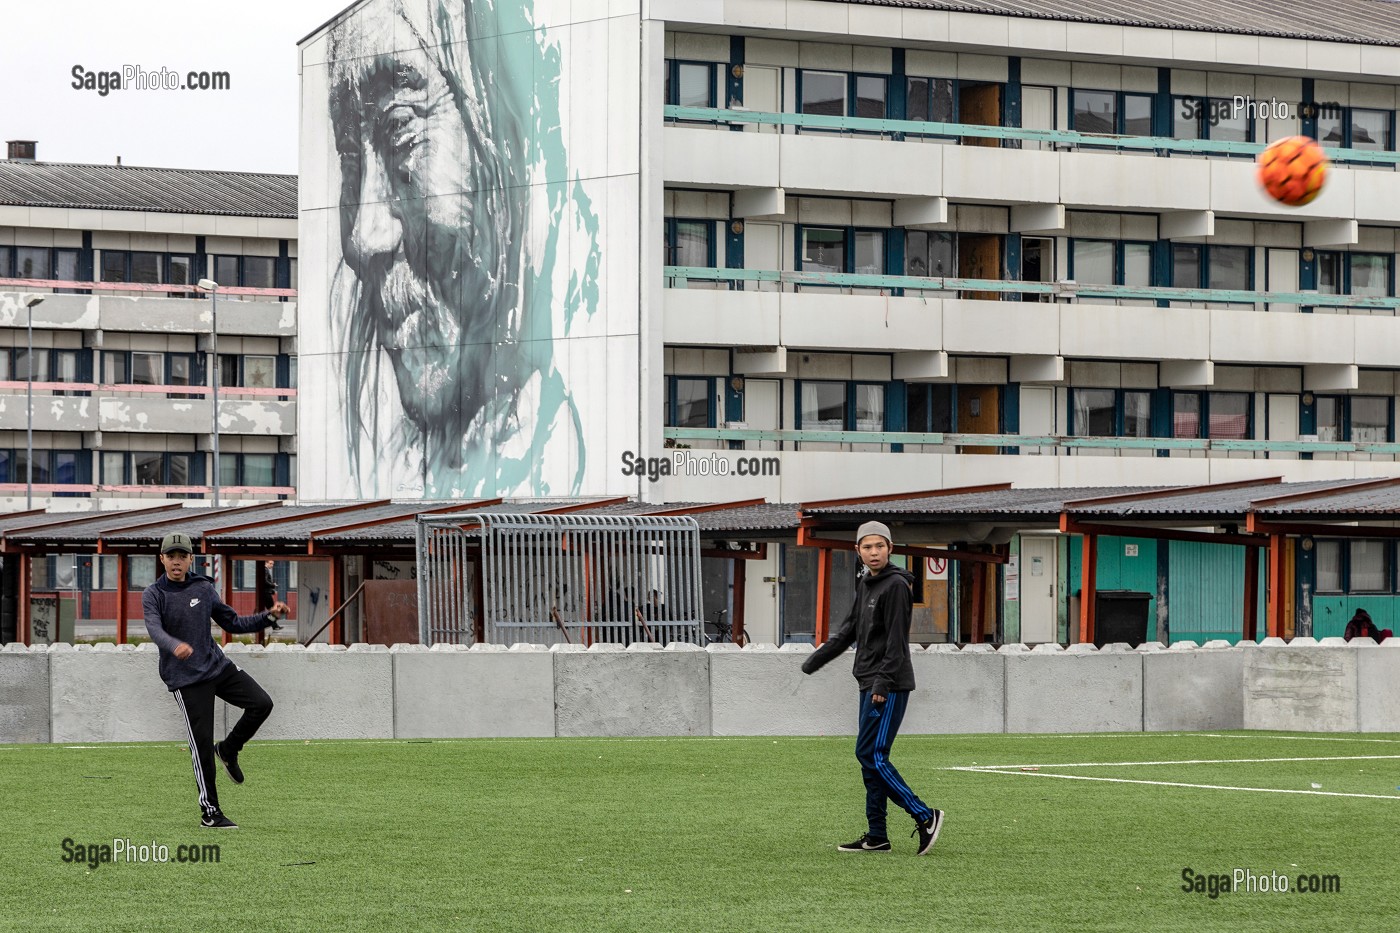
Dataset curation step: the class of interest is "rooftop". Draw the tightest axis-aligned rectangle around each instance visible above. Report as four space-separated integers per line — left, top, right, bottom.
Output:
0 159 297 218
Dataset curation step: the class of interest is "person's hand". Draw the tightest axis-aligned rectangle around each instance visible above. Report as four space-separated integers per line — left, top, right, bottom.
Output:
174 642 193 659
269 601 290 618
872 694 886 704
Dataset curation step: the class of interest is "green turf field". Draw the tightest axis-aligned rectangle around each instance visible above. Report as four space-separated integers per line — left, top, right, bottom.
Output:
3 731 1396 932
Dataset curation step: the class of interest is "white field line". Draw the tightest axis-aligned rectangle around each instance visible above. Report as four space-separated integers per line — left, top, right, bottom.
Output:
1199 733 1400 744
946 753 1400 770
959 768 1400 800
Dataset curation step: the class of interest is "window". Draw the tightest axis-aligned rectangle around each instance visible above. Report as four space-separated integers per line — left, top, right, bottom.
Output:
853 75 887 120
1173 245 1252 292
666 61 716 108
0 449 81 485
664 219 715 268
800 381 845 431
904 231 955 278
1319 107 1394 151
906 76 955 123
114 451 200 487
242 356 277 390
101 451 128 483
1122 94 1152 136
799 225 888 278
16 247 50 278
213 255 240 287
131 352 162 386
1314 252 1393 297
853 383 885 432
1072 90 1116 134
801 227 846 274
1174 97 1253 142
101 252 128 283
906 384 954 433
1315 539 1397 594
1315 395 1392 443
1172 392 1250 439
671 377 713 429
1071 240 1153 287
1069 388 1152 437
800 71 846 117
167 255 194 288
242 256 275 289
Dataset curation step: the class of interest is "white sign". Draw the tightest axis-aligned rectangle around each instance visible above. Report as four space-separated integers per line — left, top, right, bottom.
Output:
925 556 948 581
1004 555 1020 603
1125 544 1140 557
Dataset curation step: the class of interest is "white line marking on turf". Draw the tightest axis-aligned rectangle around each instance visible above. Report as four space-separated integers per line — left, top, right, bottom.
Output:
947 754 1400 770
1199 733 1400 744
964 769 1400 800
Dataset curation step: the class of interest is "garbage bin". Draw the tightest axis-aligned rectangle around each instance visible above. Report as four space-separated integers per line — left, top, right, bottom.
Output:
1094 590 1152 648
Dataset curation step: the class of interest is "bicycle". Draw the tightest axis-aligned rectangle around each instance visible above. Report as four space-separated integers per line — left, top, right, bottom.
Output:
704 608 748 646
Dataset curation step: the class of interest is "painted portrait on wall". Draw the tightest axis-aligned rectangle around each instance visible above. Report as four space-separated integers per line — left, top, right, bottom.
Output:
322 0 600 497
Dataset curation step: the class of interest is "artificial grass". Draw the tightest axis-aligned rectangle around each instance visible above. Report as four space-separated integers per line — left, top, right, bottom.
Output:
2 732 1395 932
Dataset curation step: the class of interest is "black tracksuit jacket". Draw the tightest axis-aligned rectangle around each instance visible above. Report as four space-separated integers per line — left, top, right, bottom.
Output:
801 564 917 697
142 573 275 691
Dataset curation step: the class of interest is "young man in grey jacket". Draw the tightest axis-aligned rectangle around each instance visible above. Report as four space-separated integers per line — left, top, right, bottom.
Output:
802 521 944 855
142 533 288 829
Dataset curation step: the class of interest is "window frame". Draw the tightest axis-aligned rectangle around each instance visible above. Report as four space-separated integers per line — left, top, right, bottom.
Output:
663 217 718 269
665 375 718 429
1313 394 1394 443
665 59 719 109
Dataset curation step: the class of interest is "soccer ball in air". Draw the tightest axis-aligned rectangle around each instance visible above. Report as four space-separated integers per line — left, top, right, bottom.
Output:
1256 136 1329 207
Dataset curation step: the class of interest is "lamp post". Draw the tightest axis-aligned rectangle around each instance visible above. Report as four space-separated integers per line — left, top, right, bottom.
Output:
196 279 220 507
23 295 44 509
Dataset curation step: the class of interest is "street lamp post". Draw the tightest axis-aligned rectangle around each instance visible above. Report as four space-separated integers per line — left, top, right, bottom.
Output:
196 279 220 507
23 296 44 509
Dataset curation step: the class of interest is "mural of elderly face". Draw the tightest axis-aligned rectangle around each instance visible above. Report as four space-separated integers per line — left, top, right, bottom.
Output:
326 0 590 496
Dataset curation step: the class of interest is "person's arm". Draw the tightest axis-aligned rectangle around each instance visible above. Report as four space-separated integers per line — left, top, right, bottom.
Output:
211 586 288 634
870 580 913 701
801 591 861 675
142 588 190 659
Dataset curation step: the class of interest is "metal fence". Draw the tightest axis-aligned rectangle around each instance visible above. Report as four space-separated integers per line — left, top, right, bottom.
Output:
416 513 704 647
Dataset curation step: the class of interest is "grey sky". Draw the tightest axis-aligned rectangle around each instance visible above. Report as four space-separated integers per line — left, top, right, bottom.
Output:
3 0 352 175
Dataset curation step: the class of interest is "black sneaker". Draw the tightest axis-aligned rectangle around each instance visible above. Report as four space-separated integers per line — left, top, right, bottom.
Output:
201 810 238 830
837 834 891 852
913 810 944 856
214 742 244 784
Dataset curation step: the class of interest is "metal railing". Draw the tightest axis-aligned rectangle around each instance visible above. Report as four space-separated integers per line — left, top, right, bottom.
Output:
662 266 1400 312
664 427 1400 458
416 513 704 647
664 105 1400 167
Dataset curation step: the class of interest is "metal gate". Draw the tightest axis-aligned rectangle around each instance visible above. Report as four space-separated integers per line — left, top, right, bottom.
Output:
416 513 704 646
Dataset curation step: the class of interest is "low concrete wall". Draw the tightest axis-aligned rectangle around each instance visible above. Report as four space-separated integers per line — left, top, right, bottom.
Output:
223 644 394 740
1005 647 1145 733
1144 647 1245 731
3 641 1399 744
50 644 188 743
554 644 711 737
0 644 50 743
393 644 555 739
1242 644 1359 732
709 645 857 736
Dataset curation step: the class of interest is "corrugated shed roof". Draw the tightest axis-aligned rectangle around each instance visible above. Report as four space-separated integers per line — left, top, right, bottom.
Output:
1063 480 1343 518
832 0 1400 46
0 160 297 218
1252 481 1400 516
806 486 1150 518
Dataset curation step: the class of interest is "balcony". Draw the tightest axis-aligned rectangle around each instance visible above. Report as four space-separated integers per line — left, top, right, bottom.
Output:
0 279 296 337
662 107 1400 224
663 267 1400 371
0 382 296 435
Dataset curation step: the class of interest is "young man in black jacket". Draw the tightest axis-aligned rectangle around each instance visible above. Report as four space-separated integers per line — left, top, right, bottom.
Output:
802 521 944 855
142 533 288 829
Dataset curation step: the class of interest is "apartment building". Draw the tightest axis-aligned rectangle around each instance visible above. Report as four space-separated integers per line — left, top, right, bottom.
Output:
0 144 297 621
300 0 1400 645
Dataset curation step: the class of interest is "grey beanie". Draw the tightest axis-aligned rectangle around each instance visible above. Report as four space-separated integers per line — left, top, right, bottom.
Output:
855 521 894 546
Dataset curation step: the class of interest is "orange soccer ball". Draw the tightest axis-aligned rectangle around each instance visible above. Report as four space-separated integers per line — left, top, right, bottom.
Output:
1256 136 1329 207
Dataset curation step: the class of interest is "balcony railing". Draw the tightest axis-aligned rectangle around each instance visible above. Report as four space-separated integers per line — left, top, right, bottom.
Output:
665 427 1400 457
664 105 1400 167
0 483 293 497
0 276 296 300
663 266 1400 312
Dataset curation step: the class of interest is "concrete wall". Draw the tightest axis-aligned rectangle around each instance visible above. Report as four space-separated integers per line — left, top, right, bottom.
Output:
1 640 1395 743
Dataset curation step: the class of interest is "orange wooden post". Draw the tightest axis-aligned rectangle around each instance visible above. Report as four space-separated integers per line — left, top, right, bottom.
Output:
328 556 343 645
116 554 129 645
18 554 31 645
1079 534 1098 645
1242 545 1260 642
221 557 235 646
814 547 832 644
1267 534 1286 639
731 558 747 645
